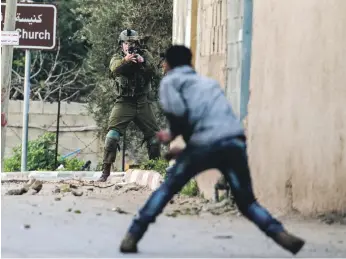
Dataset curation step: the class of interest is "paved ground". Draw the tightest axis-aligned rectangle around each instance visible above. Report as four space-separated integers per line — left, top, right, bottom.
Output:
1 181 346 258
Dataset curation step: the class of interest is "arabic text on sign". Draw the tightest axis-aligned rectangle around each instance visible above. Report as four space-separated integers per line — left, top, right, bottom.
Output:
1 13 43 25
15 13 43 25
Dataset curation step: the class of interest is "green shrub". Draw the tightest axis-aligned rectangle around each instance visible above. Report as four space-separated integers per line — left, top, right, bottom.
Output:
139 158 199 197
4 133 57 172
60 157 85 171
139 158 169 175
4 133 85 172
181 179 199 197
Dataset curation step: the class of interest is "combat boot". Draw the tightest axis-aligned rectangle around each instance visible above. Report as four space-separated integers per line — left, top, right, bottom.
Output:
98 163 111 182
271 230 305 255
119 233 138 253
147 137 161 160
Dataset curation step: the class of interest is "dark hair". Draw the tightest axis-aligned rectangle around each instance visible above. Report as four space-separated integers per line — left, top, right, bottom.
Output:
164 45 192 69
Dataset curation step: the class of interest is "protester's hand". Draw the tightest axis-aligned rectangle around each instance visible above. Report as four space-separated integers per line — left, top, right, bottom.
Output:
124 53 137 63
156 129 172 144
164 147 183 161
136 54 144 63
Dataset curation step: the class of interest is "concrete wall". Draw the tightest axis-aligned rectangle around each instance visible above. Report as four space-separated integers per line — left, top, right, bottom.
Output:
248 0 346 215
195 0 228 85
195 0 245 199
6 100 103 169
171 0 245 199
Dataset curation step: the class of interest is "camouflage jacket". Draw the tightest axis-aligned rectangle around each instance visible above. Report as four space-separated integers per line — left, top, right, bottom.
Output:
109 49 158 98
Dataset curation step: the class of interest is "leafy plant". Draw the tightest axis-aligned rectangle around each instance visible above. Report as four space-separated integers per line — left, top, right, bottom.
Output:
4 133 85 172
181 179 199 197
139 158 199 197
60 157 85 171
4 133 57 172
139 158 169 175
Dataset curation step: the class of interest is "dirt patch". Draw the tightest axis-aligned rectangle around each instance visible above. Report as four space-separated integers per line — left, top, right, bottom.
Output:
164 196 238 217
2 180 238 217
317 211 346 225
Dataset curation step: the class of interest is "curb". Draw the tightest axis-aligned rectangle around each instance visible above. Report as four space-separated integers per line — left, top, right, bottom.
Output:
1 170 163 191
124 169 163 191
1 171 125 181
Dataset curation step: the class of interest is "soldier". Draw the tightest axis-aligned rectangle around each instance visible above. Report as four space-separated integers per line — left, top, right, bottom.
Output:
98 29 161 182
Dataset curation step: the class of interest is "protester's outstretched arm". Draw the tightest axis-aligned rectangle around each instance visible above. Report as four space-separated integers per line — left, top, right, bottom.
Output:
159 77 187 140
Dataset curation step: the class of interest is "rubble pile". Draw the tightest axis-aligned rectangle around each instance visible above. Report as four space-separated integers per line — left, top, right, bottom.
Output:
3 179 239 217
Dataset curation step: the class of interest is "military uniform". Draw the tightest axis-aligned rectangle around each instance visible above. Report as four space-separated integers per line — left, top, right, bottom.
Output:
99 29 161 182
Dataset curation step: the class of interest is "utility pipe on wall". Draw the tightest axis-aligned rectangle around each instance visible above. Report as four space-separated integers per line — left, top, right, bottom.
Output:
240 0 253 120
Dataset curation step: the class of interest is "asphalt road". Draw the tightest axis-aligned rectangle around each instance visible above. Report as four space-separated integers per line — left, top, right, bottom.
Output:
1 184 346 258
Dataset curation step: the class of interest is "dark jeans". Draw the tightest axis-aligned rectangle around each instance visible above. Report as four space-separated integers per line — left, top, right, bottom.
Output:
128 137 284 241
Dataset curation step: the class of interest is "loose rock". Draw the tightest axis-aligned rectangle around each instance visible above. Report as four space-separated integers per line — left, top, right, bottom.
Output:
23 224 31 229
6 188 27 195
111 207 129 214
71 190 83 197
53 186 61 194
5 179 36 196
165 211 178 217
214 235 232 239
120 184 141 193
27 189 38 195
30 180 43 193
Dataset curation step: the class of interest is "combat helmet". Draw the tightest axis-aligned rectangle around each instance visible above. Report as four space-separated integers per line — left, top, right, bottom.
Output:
118 29 140 45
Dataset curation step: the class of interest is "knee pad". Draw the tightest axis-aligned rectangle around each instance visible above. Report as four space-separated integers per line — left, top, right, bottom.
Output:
106 129 120 140
105 130 120 152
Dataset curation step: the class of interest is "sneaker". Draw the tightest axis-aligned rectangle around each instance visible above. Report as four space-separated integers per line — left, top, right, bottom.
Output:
119 233 138 253
272 231 305 255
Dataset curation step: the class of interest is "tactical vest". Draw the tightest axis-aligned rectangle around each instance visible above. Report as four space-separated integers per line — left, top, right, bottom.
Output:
113 51 152 98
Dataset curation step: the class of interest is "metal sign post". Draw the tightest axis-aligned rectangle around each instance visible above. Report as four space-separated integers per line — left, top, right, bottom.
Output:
1 3 57 172
20 49 31 171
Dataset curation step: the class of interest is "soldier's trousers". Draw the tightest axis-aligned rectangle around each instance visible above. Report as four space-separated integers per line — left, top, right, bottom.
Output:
108 95 159 138
103 95 160 164
127 136 285 241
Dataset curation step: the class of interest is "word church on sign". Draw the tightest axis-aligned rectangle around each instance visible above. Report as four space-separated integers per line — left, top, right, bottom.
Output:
17 28 51 40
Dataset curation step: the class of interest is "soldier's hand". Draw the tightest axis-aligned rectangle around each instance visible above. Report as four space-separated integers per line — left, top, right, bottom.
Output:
124 53 137 63
136 55 144 63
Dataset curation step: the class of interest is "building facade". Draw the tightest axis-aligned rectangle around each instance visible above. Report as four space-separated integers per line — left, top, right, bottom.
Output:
172 0 346 215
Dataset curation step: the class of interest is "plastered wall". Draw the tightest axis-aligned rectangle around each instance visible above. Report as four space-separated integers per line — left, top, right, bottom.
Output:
248 0 346 215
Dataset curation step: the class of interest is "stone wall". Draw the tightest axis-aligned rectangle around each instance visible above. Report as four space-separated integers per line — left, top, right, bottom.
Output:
6 100 103 169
